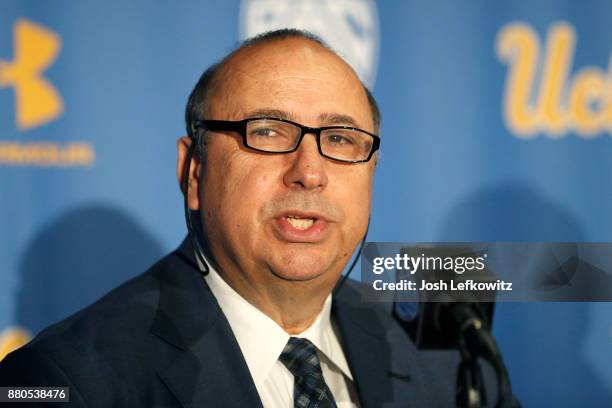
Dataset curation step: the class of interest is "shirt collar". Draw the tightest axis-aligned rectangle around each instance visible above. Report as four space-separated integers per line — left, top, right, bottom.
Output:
200 255 354 389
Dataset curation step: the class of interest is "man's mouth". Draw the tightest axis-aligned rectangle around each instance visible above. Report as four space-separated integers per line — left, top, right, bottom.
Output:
285 215 315 230
273 212 330 243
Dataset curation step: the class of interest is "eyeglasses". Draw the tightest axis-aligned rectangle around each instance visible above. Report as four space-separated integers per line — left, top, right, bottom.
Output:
193 117 380 163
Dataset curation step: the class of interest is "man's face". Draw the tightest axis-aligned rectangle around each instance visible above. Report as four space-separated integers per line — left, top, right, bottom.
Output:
196 38 376 290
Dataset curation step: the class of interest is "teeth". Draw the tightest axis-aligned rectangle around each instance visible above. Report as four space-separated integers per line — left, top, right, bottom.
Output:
286 216 315 230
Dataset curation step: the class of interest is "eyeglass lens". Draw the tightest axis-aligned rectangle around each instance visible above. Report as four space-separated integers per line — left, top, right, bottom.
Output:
245 119 374 162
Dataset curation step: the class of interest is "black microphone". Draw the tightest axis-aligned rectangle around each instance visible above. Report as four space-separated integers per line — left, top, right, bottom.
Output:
391 243 516 407
443 303 500 361
394 301 495 351
394 301 514 408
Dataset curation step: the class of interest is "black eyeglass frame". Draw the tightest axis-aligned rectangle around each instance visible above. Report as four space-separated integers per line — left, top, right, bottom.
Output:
192 117 380 163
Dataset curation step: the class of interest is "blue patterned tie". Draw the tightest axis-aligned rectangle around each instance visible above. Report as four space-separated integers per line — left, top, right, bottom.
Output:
279 337 338 408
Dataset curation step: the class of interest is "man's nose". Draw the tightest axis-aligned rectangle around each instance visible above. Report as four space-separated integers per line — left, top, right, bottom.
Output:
282 133 328 191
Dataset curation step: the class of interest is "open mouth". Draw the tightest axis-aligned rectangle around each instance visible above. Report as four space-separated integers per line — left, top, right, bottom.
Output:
285 215 315 230
274 212 330 243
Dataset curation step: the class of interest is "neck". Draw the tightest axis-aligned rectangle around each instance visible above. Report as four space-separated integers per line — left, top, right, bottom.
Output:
196 236 340 334
223 271 335 334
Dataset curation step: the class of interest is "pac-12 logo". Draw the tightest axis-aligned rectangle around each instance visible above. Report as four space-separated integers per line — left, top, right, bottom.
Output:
0 19 63 131
240 0 380 88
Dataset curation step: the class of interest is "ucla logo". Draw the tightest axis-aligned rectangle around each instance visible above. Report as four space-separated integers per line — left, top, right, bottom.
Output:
240 0 380 87
496 22 612 138
0 19 63 131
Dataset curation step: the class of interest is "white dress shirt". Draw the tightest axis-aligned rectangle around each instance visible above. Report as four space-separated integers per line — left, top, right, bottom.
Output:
202 263 360 408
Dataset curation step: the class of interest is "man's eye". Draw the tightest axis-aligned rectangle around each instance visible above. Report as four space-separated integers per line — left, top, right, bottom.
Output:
326 133 355 145
251 128 278 137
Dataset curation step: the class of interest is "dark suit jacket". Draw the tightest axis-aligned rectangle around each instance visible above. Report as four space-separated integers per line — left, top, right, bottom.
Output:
0 239 500 407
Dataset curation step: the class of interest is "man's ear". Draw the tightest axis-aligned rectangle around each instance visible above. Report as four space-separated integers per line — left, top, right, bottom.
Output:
176 136 201 211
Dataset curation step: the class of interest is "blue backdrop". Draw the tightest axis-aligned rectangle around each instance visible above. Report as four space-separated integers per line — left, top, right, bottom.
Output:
1 1 611 406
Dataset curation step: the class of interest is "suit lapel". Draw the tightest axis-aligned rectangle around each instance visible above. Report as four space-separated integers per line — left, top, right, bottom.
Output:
333 297 391 408
333 281 428 408
151 239 263 408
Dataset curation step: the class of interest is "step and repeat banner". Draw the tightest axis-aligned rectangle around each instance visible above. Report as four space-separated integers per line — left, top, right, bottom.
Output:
1 0 611 406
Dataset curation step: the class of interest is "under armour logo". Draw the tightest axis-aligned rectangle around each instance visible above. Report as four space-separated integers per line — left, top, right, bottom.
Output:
0 19 64 130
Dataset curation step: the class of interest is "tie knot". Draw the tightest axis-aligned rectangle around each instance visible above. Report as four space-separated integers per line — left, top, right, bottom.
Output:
279 337 324 378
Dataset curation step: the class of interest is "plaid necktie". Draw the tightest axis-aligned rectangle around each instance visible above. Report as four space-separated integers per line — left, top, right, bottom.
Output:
279 337 338 408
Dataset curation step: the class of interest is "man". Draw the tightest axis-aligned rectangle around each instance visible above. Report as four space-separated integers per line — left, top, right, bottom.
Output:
0 30 499 407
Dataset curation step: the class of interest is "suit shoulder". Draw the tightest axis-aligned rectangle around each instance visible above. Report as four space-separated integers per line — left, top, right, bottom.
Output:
0 250 188 402
26 249 185 355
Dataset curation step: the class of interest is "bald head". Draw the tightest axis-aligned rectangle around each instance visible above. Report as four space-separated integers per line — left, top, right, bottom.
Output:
185 29 380 145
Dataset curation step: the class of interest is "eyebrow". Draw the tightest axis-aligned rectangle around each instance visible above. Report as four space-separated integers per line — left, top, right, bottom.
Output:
244 108 361 128
318 112 359 128
245 108 292 121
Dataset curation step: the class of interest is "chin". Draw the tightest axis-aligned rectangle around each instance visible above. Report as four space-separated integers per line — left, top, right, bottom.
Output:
269 251 336 282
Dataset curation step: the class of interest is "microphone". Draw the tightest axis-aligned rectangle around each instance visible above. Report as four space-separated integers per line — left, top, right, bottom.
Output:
394 301 514 408
391 244 515 407
394 300 495 351
443 303 500 361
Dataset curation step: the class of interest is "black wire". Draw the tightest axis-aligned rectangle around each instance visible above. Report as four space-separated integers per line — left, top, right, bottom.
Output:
333 220 369 296
470 324 513 407
182 143 209 275
493 355 514 408
458 319 514 408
